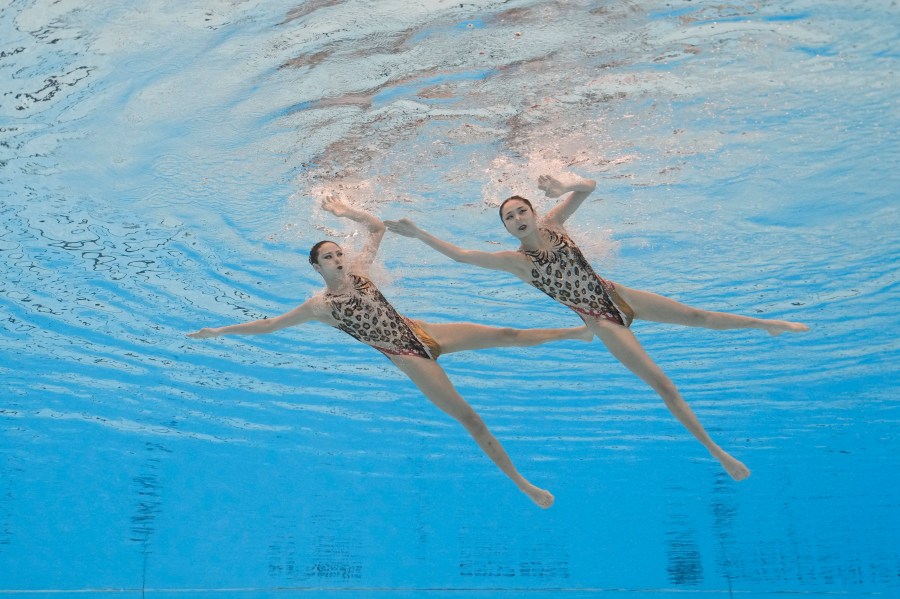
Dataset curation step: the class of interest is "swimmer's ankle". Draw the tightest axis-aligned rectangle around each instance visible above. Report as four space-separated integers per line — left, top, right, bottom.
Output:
519 481 555 508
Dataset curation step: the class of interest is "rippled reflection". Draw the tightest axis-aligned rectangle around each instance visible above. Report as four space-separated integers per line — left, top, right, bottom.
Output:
1 0 897 595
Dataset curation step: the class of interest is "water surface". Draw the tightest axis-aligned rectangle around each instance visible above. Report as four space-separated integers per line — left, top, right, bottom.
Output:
1 0 897 597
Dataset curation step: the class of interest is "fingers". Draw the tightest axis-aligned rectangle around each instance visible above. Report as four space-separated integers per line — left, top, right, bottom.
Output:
537 174 560 195
321 195 343 213
384 219 416 237
384 218 413 228
187 328 217 339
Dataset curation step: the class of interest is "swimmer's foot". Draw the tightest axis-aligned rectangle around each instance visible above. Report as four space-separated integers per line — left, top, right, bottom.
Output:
712 450 751 481
765 320 810 336
521 482 555 509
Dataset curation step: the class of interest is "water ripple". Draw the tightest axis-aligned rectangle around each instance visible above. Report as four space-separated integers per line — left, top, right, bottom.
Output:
1 0 897 594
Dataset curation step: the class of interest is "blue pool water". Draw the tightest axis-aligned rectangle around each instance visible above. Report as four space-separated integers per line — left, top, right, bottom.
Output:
1 1 897 597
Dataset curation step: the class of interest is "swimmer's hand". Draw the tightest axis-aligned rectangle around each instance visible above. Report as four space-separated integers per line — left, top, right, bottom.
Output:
537 174 567 198
187 327 221 339
321 195 350 217
322 195 383 232
384 218 420 238
538 173 595 198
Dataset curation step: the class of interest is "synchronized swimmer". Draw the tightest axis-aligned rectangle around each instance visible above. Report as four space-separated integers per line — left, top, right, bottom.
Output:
188 196 593 508
386 173 809 482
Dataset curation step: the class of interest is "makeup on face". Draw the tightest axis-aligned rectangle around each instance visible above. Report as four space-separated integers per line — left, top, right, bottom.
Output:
314 242 345 275
501 200 535 236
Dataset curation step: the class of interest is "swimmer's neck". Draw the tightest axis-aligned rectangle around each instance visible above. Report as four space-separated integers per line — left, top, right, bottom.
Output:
518 229 546 252
322 271 353 293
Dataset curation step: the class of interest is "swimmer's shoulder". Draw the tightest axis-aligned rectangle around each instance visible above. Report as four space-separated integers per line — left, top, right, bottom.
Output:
302 293 337 322
492 248 532 277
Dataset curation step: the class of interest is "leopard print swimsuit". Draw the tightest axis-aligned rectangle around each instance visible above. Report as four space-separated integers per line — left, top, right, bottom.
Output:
324 274 439 360
520 227 634 327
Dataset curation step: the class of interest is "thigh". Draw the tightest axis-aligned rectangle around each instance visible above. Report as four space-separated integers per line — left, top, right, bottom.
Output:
589 319 673 391
614 284 701 326
389 355 477 420
418 321 514 354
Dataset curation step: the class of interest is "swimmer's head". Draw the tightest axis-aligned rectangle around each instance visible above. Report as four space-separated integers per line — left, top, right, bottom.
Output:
308 241 344 278
308 240 337 265
499 195 537 238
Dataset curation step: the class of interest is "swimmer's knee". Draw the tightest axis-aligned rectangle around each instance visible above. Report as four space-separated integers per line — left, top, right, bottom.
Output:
459 411 487 434
652 378 680 402
685 308 707 327
500 327 520 344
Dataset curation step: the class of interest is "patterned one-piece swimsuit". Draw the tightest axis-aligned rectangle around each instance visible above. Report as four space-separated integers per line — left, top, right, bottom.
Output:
520 227 634 327
324 274 439 359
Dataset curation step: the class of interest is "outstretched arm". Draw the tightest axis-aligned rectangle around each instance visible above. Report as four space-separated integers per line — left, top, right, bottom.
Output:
385 218 522 274
321 196 385 273
540 173 597 227
187 297 322 339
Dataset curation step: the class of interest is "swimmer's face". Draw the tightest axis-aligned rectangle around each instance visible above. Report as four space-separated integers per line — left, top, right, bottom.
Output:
312 242 345 278
500 198 536 238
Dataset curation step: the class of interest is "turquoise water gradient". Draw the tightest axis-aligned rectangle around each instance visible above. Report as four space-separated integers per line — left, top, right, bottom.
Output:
1 1 897 597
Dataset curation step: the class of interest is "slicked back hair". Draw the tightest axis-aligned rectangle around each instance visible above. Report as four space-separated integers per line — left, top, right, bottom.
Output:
308 240 337 265
498 195 534 221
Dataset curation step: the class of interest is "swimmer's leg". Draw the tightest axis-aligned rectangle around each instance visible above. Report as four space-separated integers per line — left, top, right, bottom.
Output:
589 319 750 481
614 285 809 336
421 321 592 354
390 355 555 508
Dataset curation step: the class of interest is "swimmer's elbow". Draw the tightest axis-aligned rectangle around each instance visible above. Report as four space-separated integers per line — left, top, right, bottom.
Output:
253 319 278 334
260 316 297 334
